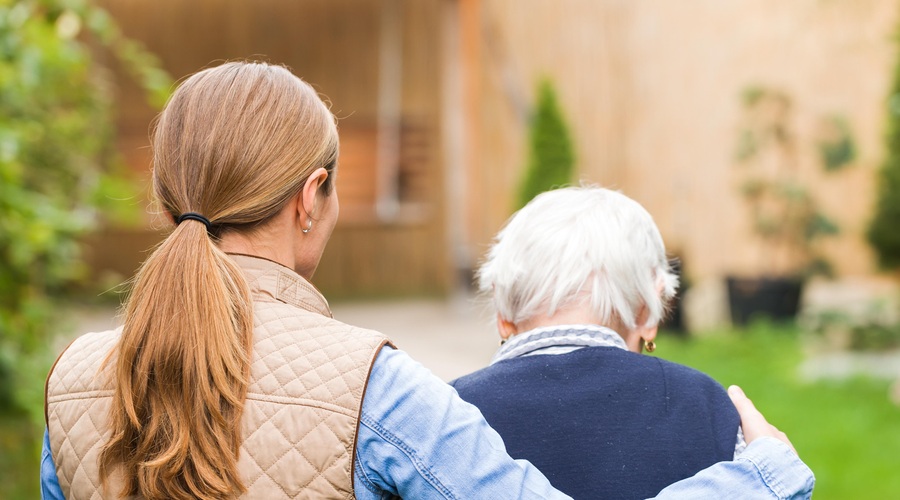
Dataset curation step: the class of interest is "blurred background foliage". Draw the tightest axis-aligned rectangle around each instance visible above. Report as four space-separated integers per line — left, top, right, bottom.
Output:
869 32 900 272
515 78 575 210
0 0 170 496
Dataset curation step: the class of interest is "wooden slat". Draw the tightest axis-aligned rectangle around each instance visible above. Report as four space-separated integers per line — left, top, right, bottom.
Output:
89 0 449 297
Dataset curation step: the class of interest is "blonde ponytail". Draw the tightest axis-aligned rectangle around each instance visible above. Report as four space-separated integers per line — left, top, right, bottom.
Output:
100 221 252 499
99 62 339 499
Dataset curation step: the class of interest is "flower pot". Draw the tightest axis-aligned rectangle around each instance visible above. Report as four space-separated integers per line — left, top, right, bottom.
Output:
661 257 688 335
726 276 803 326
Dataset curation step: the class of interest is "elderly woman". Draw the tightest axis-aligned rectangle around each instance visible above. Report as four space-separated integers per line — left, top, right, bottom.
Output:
41 63 811 500
452 186 748 499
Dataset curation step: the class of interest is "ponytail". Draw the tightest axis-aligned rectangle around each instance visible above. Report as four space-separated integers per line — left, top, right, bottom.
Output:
99 219 253 499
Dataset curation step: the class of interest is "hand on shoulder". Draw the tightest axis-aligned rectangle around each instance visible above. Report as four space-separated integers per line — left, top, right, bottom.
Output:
727 385 797 455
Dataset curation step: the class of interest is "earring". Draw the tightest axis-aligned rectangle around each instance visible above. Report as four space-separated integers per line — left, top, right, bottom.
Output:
642 339 656 353
301 218 313 234
499 338 507 346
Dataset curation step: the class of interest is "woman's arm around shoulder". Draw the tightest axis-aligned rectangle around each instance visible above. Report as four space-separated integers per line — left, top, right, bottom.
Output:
354 346 571 499
353 349 814 500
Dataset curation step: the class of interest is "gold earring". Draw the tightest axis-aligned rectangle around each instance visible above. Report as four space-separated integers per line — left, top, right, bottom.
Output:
643 339 656 353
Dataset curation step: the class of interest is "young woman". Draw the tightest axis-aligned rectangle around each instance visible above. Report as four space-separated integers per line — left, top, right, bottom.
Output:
42 62 812 499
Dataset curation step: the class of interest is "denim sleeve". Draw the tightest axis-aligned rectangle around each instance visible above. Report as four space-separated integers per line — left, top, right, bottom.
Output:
353 346 571 500
650 437 815 500
41 428 65 500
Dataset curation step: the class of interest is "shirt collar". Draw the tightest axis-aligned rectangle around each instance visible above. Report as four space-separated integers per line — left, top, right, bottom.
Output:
227 253 333 318
491 324 628 365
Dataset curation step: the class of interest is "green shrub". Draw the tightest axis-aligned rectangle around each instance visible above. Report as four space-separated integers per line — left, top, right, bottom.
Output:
0 0 170 421
868 58 900 270
516 78 575 210
802 303 900 351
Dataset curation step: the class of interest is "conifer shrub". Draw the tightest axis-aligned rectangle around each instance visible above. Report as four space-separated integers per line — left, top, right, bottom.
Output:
868 63 900 271
516 79 575 209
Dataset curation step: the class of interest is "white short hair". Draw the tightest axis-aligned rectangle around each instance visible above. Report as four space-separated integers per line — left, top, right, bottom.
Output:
478 186 678 330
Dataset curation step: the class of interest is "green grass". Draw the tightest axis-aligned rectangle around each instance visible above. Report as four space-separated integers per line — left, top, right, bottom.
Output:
659 324 900 499
0 410 40 499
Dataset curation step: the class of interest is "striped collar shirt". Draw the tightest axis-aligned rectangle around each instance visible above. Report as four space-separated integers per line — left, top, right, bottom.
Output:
491 324 627 365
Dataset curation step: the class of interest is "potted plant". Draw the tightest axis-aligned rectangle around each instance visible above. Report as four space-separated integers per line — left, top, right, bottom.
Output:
728 87 852 325
661 255 690 334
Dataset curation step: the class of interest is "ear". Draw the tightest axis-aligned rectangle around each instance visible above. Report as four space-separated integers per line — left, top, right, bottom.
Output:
641 323 658 343
626 304 659 353
496 314 518 341
622 322 658 354
297 167 330 219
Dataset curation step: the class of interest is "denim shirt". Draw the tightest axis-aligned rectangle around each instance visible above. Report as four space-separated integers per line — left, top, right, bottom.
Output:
42 346 814 499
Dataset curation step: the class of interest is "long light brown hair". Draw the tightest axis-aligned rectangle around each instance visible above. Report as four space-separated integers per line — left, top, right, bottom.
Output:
99 62 338 499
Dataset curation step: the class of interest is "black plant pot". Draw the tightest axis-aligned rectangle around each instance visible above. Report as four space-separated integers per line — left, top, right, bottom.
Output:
726 276 803 326
661 257 688 335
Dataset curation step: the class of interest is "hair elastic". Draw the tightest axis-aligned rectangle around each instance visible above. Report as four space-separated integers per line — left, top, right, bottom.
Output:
176 212 212 231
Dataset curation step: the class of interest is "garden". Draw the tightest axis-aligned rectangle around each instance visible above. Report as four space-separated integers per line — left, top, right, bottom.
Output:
2 1 900 499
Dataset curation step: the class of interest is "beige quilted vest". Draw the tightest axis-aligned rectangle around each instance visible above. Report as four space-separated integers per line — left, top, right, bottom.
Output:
46 254 390 499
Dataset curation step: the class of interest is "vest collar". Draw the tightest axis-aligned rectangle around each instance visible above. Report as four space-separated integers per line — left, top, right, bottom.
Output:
227 253 333 318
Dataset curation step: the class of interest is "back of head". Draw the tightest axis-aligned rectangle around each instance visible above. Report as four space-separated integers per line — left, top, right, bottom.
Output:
153 61 338 228
478 186 678 332
99 62 338 500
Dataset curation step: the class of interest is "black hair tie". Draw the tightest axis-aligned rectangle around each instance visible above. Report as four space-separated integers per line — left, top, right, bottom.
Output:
176 212 212 232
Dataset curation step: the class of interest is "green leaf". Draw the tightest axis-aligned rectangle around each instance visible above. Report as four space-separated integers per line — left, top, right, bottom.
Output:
818 116 856 172
0 0 169 422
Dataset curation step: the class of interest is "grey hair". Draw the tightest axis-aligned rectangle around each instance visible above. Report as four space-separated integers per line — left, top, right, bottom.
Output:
478 186 678 330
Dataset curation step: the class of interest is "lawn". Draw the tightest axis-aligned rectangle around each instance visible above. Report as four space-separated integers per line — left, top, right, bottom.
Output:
0 410 40 499
659 324 900 499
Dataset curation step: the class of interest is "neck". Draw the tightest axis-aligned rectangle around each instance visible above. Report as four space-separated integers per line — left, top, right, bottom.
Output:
218 234 289 264
515 309 608 334
217 217 298 275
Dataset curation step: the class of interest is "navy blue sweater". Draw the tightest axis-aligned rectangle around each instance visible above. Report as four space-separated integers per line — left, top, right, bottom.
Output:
451 346 739 500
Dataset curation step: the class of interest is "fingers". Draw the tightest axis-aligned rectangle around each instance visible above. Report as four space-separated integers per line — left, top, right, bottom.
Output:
727 385 757 418
728 385 764 433
728 385 798 456
727 385 768 443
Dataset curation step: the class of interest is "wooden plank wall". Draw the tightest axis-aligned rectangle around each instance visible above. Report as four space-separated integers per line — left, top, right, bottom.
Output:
469 0 898 283
90 0 449 297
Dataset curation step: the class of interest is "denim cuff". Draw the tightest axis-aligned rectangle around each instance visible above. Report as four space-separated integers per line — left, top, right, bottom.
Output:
738 437 815 500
